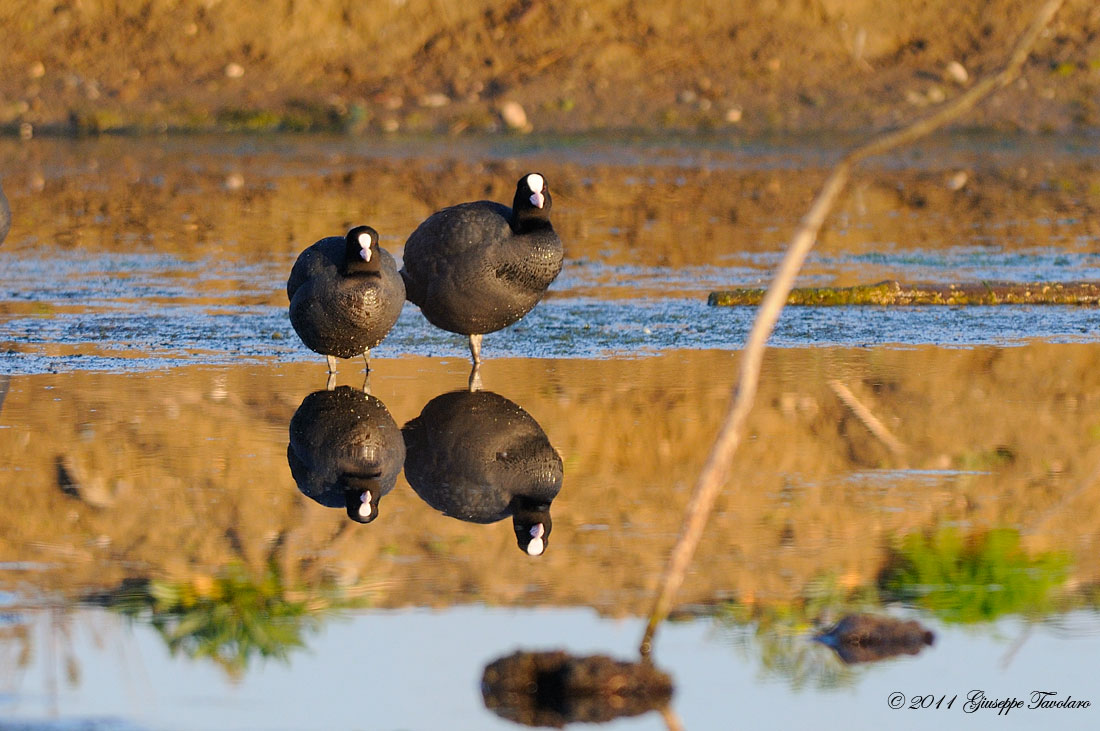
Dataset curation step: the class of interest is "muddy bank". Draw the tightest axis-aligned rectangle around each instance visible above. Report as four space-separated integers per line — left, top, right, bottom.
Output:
1 1 1098 136
2 136 1098 272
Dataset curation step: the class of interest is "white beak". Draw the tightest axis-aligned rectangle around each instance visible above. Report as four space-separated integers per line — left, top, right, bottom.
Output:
525 523 546 556
529 191 545 209
358 491 373 519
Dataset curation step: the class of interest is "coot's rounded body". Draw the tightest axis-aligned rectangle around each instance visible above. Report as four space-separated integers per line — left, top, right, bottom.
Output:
287 386 405 523
402 389 563 555
287 226 404 370
400 174 563 362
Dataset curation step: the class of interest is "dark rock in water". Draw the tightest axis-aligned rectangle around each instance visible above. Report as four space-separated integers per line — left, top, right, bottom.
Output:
815 614 935 664
482 651 674 727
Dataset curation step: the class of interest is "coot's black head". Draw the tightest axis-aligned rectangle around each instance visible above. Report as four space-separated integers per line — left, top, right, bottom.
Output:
513 511 552 556
342 474 383 524
342 225 382 274
511 173 552 230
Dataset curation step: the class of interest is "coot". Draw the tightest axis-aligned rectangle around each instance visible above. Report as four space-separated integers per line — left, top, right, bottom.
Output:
400 173 563 363
287 386 405 523
287 225 404 373
402 389 563 555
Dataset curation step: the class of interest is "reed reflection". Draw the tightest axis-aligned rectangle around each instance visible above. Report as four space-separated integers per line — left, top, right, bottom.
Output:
287 385 404 523
402 390 563 556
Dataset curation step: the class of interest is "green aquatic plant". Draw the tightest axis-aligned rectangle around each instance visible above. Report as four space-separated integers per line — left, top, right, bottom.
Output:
879 529 1071 624
99 563 366 680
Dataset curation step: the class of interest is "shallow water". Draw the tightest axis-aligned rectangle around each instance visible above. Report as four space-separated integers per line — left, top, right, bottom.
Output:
1 135 1100 729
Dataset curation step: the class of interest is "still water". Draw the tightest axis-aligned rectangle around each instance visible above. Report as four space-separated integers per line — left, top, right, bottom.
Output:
1 134 1100 729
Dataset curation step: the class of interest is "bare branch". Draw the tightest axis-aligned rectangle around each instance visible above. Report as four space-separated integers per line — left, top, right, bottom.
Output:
829 380 907 459
640 0 1066 656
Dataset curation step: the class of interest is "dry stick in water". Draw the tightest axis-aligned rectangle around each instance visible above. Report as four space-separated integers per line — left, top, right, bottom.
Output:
828 380 907 459
639 0 1066 657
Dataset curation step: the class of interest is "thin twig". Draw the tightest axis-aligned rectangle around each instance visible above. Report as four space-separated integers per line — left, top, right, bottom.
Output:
639 0 1065 657
829 380 907 458
1022 453 1100 536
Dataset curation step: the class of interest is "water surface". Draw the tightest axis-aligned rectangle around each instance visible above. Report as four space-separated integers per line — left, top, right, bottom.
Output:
1 134 1099 729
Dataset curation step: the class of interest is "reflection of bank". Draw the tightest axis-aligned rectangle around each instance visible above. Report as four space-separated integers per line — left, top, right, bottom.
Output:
402 390 563 556
0 179 9 244
287 386 405 523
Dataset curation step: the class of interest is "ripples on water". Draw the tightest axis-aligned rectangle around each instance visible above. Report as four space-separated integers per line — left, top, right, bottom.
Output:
3 245 1100 374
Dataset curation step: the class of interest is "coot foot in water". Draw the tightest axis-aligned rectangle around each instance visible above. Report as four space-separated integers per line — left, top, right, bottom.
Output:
400 173 564 364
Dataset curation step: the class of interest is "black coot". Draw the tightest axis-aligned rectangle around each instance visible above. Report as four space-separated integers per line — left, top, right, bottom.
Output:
287 386 405 523
402 389 563 555
400 173 563 364
287 225 405 373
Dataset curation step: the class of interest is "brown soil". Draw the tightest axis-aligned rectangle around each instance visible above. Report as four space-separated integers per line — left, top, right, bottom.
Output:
1 0 1099 135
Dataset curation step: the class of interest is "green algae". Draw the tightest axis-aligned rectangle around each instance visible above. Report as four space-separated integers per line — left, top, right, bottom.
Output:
708 281 1100 306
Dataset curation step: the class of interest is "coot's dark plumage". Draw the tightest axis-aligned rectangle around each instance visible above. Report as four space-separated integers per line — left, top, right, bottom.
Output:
287 225 405 373
402 389 563 555
287 386 405 523
0 180 10 244
400 173 563 363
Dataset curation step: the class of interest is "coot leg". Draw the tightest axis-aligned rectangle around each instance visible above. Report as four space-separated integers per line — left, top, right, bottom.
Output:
362 349 371 372
326 354 338 374
468 362 482 392
468 333 483 364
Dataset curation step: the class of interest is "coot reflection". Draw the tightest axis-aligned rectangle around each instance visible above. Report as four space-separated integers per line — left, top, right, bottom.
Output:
402 390 563 555
287 386 405 523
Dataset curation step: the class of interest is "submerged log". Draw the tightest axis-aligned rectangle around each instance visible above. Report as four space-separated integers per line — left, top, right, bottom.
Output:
708 281 1100 306
482 650 673 727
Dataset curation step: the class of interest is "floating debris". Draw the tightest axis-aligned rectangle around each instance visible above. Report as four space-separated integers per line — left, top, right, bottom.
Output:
708 280 1100 306
482 650 673 726
815 614 935 664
